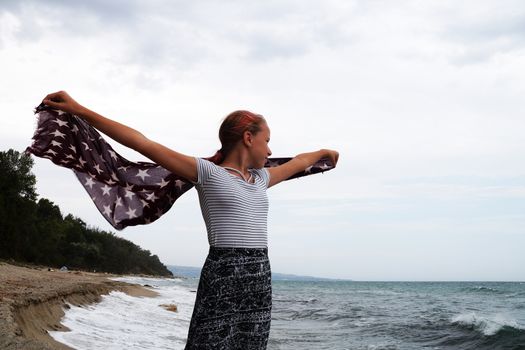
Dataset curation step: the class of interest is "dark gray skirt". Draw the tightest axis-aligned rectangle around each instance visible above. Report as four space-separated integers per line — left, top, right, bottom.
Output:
185 247 272 350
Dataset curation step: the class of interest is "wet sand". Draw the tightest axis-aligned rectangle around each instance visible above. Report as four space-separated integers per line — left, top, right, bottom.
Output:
0 261 159 350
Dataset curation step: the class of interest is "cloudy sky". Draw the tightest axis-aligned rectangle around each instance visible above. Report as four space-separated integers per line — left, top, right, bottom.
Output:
1 0 524 281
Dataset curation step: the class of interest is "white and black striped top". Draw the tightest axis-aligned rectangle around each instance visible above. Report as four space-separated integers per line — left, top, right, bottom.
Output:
192 157 270 248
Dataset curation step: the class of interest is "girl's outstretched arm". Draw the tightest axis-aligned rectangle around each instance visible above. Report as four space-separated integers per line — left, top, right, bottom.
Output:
267 149 339 188
42 91 198 182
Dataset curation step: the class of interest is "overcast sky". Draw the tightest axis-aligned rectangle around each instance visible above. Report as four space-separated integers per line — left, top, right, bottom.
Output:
1 0 524 281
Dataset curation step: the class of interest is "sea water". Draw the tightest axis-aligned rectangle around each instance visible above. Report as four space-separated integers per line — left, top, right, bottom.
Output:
50 279 525 350
49 277 196 349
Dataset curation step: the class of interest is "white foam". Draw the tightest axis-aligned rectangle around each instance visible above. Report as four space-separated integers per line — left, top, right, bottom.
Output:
49 277 197 350
451 312 525 336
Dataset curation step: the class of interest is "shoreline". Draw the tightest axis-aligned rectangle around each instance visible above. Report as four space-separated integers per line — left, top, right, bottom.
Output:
0 262 159 350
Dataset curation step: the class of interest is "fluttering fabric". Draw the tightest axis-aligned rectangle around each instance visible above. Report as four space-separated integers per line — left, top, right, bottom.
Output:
26 104 335 230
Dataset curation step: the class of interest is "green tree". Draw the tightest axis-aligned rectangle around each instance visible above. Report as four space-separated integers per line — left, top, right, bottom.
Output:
0 148 172 276
0 149 37 201
0 149 38 258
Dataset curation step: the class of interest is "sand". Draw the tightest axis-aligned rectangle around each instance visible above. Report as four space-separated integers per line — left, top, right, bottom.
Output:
0 261 160 350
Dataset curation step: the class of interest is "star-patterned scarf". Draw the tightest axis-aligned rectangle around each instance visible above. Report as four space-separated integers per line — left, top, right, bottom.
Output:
25 104 335 230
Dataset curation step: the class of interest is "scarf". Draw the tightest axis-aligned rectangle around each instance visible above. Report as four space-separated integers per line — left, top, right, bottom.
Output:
25 104 335 230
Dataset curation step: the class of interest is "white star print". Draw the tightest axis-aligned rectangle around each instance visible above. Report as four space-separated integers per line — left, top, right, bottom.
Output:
78 157 87 167
146 192 158 202
111 172 119 182
51 130 66 138
115 197 123 207
108 150 117 160
124 183 134 191
136 169 150 181
71 125 79 133
69 145 76 153
125 206 137 219
175 179 184 190
85 177 95 189
125 190 135 200
52 118 68 127
320 163 331 170
103 205 112 217
81 142 91 151
93 164 103 174
65 153 75 160
106 179 116 185
157 178 170 188
45 149 58 156
50 140 62 148
118 165 130 171
101 185 111 195
140 199 149 208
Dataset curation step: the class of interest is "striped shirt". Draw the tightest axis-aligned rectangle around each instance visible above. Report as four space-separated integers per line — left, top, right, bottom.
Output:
192 157 270 248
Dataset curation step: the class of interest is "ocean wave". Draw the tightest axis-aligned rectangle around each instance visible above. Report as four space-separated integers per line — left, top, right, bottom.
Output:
273 298 318 304
50 280 196 349
461 285 506 294
450 312 525 336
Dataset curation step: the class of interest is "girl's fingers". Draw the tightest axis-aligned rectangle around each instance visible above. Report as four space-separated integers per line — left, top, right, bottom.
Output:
42 91 72 107
43 99 60 108
41 91 80 115
43 91 67 103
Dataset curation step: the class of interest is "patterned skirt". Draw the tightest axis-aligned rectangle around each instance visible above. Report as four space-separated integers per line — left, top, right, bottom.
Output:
185 247 272 350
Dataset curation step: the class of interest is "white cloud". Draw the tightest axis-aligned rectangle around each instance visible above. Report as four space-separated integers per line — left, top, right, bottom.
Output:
1 0 524 280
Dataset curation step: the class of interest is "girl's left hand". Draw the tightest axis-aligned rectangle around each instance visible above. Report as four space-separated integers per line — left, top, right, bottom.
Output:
323 149 339 167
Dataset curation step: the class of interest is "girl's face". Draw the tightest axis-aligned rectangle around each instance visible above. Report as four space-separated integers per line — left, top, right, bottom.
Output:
249 122 272 168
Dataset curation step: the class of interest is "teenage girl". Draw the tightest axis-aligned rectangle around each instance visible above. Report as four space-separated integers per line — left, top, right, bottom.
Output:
42 90 339 350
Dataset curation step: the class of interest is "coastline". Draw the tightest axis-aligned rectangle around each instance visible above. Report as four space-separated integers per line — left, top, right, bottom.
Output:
0 261 159 350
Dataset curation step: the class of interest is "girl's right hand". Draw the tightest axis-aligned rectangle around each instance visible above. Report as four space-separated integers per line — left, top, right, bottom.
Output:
42 91 84 115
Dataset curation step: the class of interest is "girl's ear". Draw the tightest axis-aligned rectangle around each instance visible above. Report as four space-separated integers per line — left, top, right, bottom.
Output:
243 130 253 147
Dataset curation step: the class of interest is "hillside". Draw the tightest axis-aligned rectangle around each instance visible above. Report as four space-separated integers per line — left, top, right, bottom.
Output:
0 149 172 277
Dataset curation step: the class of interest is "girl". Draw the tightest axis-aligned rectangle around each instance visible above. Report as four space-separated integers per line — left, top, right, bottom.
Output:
41 90 339 350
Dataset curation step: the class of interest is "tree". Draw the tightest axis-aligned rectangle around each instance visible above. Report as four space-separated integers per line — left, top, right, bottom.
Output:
0 149 172 276
0 149 38 258
0 149 37 201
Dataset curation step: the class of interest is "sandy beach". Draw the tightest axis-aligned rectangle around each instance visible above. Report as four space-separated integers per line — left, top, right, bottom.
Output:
0 261 159 350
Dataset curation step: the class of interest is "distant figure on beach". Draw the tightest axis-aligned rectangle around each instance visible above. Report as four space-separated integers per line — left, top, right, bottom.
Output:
40 91 339 350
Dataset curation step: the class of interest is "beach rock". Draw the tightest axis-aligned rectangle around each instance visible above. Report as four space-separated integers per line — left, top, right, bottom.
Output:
160 303 178 312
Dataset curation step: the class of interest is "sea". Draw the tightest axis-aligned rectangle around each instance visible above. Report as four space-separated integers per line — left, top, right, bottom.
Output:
49 276 525 350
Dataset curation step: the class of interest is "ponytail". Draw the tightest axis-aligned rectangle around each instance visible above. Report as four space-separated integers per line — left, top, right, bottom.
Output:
206 149 225 165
